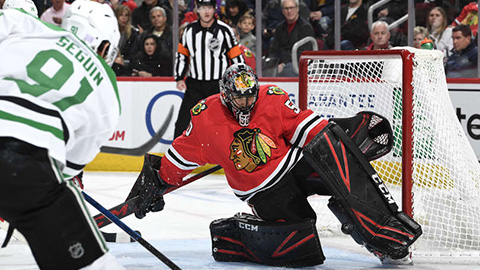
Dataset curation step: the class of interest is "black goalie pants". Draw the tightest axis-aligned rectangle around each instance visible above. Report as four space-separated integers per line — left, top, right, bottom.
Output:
247 158 331 222
0 137 106 270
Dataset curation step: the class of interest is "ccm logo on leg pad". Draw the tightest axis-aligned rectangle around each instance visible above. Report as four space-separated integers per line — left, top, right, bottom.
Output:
371 174 396 205
239 222 258 231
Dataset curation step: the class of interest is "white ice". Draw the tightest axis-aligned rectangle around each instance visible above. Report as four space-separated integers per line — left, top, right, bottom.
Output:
0 171 478 270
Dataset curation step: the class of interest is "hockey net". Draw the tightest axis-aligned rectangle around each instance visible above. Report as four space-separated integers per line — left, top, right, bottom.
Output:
299 48 480 262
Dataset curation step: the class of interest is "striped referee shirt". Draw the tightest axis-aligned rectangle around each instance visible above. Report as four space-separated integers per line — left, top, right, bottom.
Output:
175 19 244 81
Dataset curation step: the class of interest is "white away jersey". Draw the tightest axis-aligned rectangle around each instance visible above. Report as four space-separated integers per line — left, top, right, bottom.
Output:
0 10 120 178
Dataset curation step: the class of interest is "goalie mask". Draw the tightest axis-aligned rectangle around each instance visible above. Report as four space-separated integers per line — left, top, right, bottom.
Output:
220 63 259 127
61 0 120 66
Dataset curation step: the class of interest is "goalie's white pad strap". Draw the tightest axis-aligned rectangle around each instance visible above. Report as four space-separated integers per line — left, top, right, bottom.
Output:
80 253 125 270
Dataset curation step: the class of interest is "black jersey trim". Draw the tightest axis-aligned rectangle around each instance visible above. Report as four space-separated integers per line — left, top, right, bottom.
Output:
66 161 85 171
167 148 198 168
292 115 321 147
236 147 303 201
0 96 69 144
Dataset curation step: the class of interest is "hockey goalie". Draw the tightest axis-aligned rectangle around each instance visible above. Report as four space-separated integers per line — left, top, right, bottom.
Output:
128 63 422 267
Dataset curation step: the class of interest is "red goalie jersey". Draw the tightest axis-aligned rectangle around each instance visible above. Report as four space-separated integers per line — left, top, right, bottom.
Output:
160 85 327 201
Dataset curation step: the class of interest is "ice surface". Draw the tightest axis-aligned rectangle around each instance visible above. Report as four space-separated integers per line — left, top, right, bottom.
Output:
0 172 477 269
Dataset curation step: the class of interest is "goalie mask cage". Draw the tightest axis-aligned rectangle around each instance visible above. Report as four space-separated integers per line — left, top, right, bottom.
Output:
299 48 480 263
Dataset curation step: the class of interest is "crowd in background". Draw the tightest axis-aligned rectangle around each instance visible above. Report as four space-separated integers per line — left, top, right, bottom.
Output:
29 0 479 78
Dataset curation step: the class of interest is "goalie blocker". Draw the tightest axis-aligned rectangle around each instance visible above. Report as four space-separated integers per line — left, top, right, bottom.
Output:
303 119 422 260
210 213 325 267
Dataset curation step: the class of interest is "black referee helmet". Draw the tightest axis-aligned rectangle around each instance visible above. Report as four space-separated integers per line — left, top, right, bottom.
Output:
196 0 216 7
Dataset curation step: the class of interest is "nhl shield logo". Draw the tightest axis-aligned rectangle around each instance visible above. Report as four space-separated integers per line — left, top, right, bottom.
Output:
208 37 220 51
69 242 85 259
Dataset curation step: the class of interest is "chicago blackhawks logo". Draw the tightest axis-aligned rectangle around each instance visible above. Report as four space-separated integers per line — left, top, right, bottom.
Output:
191 99 207 116
234 72 256 94
229 128 277 172
267 86 285 95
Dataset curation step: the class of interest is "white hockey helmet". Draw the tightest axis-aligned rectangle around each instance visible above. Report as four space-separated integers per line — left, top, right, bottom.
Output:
3 0 38 17
61 0 120 66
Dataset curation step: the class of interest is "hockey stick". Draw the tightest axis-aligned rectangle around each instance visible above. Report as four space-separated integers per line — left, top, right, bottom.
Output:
94 165 223 229
83 191 182 270
100 106 174 156
101 231 137 243
0 217 27 245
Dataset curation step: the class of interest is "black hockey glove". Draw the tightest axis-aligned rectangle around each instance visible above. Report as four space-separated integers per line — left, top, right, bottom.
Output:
133 154 173 219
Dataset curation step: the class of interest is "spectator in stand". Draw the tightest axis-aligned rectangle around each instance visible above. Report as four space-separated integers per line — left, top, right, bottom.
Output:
95 0 137 12
232 27 256 72
237 13 256 53
136 6 173 76
181 3 198 25
261 0 310 55
115 4 140 66
413 26 429 49
373 0 407 47
373 0 407 24
120 0 138 12
223 0 250 26
266 0 314 77
129 35 168 77
242 0 256 10
309 0 334 38
132 0 172 33
40 0 69 26
452 1 478 37
326 0 369 50
364 20 392 50
427 7 453 55
445 24 478 78
168 0 188 23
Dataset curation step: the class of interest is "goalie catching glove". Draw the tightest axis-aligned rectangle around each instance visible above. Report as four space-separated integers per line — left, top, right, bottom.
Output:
130 154 173 219
330 111 393 161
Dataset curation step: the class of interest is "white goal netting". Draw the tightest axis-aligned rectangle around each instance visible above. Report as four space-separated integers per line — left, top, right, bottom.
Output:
300 47 480 262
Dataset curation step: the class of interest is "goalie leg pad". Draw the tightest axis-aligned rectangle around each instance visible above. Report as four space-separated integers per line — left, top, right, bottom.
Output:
209 213 325 267
303 123 422 259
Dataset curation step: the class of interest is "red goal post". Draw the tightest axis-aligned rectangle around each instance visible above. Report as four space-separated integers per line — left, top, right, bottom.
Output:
299 50 415 218
298 48 480 261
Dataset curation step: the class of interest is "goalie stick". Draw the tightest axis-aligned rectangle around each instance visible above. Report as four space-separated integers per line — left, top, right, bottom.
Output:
94 165 223 228
100 106 174 156
83 192 182 270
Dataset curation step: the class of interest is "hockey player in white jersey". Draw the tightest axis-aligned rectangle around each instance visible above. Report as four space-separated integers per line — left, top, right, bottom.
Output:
2 0 38 16
0 1 125 269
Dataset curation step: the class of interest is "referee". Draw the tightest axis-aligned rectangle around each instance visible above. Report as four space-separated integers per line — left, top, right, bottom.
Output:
174 0 244 138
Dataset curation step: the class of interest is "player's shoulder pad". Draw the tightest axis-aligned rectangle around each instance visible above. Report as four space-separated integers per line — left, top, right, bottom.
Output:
190 99 208 117
262 85 289 97
190 94 220 117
